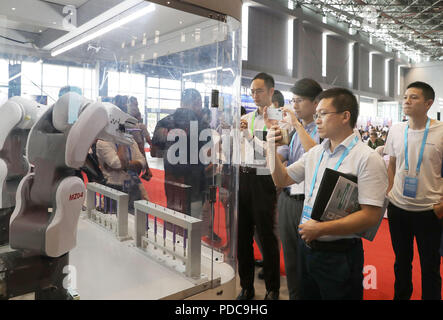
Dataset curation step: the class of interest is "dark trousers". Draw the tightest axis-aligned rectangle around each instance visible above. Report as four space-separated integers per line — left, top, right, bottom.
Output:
387 202 442 300
296 237 364 300
238 171 280 293
277 191 304 300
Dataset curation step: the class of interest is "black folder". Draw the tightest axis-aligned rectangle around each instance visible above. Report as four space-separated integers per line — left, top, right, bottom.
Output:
310 168 359 221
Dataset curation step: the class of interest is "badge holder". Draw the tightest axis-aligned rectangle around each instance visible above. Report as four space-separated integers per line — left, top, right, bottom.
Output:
403 174 418 199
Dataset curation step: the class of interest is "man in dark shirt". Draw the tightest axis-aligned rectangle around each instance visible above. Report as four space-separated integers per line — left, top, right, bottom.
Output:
151 89 210 221
367 131 384 150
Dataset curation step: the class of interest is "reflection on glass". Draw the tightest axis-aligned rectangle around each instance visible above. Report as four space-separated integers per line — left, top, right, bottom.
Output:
0 0 241 300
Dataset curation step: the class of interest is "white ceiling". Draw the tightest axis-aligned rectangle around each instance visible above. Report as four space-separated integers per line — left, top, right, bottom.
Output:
0 0 220 65
43 0 89 8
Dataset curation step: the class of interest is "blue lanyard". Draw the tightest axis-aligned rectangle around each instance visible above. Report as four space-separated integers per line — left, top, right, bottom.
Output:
251 111 267 136
308 136 359 198
404 118 430 175
289 125 318 156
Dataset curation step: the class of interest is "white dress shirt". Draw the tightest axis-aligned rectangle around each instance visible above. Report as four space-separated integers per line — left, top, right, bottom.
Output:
286 132 388 240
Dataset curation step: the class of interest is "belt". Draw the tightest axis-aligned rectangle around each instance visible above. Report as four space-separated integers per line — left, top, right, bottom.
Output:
239 166 257 174
305 238 361 252
283 188 305 201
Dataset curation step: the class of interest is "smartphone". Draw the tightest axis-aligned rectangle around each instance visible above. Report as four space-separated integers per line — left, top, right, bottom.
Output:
267 108 283 121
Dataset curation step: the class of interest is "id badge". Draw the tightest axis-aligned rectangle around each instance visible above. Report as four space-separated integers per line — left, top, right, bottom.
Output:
300 205 313 225
403 175 418 198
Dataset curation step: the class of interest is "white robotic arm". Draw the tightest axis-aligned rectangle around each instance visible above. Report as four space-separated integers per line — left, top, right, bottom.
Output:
0 97 45 209
0 97 44 149
65 100 137 169
10 93 138 257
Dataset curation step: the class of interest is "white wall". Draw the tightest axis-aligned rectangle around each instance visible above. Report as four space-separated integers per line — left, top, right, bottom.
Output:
404 61 443 120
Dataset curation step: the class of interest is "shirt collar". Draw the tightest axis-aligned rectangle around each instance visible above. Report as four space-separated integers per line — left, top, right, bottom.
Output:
321 132 358 155
254 105 272 117
304 121 316 131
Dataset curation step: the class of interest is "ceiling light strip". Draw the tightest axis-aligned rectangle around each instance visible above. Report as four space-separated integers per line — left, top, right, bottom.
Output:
51 3 155 57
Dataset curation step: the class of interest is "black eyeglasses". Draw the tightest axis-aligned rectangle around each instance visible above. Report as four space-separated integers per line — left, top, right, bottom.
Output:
313 111 344 121
250 89 265 96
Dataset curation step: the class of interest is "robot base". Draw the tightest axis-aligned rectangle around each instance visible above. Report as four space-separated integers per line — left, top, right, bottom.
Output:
0 208 13 246
0 249 71 300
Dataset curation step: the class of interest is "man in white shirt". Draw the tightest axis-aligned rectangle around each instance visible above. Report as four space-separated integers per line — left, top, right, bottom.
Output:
236 73 280 300
266 88 388 300
384 81 443 300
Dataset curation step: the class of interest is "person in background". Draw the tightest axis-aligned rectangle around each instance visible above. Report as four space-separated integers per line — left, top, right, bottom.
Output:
275 78 322 300
113 95 129 113
151 89 213 238
381 131 388 143
96 100 149 213
385 81 443 300
127 96 153 181
367 130 384 150
272 90 285 109
237 72 280 300
361 130 369 142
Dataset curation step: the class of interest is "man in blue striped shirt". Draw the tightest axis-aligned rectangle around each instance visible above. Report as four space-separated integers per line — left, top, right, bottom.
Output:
276 79 322 300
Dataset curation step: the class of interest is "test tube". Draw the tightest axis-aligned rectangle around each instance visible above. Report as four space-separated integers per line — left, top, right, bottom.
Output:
163 219 166 254
183 229 187 257
173 224 176 259
163 219 166 247
154 217 158 242
146 214 149 238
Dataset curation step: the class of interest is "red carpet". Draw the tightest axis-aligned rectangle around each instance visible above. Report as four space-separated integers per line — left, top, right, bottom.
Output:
90 166 443 300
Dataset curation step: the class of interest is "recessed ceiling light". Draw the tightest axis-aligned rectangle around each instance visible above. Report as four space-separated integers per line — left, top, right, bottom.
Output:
11 8 16 11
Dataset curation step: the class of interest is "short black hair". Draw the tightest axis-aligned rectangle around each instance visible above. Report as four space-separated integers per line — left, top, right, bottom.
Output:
113 95 128 113
181 88 202 109
252 72 275 89
129 96 138 104
272 90 285 107
317 88 359 128
290 78 323 101
406 81 435 101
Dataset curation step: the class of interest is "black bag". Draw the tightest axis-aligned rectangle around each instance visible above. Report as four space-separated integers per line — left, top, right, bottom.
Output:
81 144 106 184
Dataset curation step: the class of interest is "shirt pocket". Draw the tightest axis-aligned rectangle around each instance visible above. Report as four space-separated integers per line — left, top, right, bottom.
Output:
423 143 442 173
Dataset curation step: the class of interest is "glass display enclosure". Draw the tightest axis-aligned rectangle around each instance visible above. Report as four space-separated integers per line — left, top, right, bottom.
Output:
0 0 241 300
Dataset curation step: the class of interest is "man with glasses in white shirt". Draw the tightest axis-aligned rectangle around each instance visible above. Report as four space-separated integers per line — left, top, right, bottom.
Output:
266 87 388 299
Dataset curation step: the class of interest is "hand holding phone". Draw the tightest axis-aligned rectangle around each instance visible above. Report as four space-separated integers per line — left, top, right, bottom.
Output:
267 108 283 121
